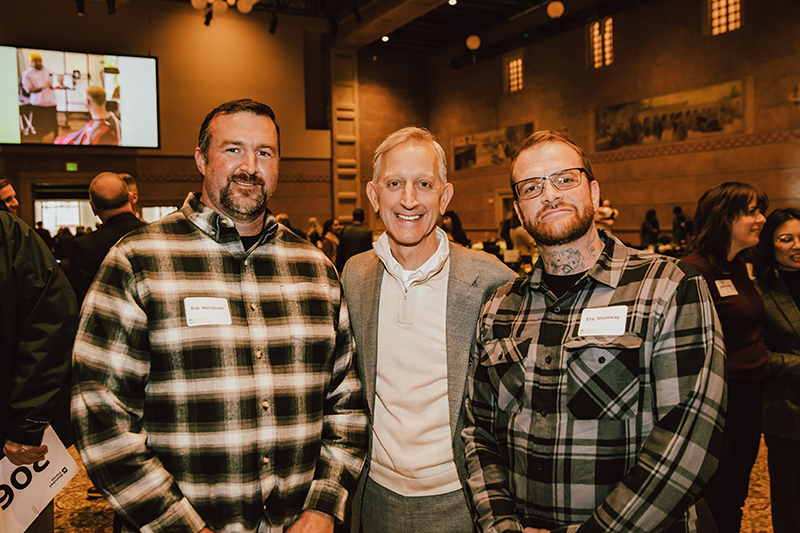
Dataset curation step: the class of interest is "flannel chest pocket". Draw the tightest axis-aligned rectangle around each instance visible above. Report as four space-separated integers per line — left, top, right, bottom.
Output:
563 334 643 420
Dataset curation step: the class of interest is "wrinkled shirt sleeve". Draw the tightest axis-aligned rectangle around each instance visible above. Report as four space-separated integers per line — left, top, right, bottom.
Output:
71 248 206 533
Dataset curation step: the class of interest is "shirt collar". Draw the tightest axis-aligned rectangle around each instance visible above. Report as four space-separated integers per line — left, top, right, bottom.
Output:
181 192 278 243
524 230 626 292
374 226 450 287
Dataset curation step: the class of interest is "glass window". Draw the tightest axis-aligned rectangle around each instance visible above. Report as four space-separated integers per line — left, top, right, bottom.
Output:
711 0 741 35
142 206 178 223
509 58 523 92
592 17 613 69
36 200 98 235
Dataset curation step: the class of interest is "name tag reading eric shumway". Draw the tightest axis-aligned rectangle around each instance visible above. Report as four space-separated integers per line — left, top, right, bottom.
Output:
185 298 232 326
578 305 628 336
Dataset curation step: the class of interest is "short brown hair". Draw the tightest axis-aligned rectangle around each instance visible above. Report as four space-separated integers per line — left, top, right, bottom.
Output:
86 86 107 106
509 131 594 197
198 99 280 162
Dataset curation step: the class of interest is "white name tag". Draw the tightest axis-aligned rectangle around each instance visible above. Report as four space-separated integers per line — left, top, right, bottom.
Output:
715 279 738 297
578 305 628 336
184 298 232 326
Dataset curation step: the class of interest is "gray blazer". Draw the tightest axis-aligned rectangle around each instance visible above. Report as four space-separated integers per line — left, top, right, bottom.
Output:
341 242 515 530
755 276 800 440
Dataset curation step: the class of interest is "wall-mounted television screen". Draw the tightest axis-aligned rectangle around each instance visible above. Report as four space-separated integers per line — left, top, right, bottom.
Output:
0 46 159 148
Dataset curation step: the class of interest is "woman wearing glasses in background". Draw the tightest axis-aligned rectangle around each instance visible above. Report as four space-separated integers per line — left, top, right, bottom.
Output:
754 207 800 533
682 182 769 533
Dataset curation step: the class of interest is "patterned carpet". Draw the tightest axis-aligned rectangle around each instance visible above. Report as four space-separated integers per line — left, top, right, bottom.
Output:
740 437 773 533
55 440 775 533
54 447 115 533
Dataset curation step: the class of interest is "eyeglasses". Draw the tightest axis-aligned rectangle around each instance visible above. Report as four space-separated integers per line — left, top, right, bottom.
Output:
513 168 587 200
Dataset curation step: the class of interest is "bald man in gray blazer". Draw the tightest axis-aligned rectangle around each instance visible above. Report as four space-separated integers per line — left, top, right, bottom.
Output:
342 127 515 533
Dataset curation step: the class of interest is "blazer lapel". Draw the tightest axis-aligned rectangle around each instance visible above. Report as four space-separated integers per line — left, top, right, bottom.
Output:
445 245 485 439
360 258 384 416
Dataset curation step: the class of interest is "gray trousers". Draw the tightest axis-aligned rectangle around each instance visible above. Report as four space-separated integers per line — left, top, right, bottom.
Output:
360 477 475 533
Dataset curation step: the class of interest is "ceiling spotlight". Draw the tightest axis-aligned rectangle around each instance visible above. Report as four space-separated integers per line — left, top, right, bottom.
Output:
547 1 565 19
269 14 278 34
465 34 481 51
381 35 389 42
448 0 457 5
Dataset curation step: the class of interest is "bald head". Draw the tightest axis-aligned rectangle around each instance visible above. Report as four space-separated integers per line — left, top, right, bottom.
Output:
89 172 134 221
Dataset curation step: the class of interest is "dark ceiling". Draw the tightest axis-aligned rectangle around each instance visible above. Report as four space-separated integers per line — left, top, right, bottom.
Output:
371 0 545 53
364 0 661 67
160 0 660 64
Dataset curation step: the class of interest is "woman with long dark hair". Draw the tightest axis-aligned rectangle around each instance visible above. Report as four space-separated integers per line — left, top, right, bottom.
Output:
321 218 341 265
441 210 469 247
682 182 769 533
754 207 800 533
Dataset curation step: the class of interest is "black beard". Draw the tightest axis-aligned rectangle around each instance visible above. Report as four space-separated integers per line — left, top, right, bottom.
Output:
523 202 594 246
219 172 267 218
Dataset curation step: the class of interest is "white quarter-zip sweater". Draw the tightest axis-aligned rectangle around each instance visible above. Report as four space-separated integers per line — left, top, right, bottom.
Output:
369 227 461 497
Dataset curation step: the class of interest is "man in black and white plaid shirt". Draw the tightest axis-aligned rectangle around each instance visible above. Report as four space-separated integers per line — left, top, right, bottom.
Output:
72 99 369 533
463 131 726 533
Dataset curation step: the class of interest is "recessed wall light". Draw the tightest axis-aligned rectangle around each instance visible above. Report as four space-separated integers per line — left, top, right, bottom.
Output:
381 35 389 42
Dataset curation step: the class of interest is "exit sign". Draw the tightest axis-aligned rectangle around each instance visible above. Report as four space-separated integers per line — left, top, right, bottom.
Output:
66 163 78 171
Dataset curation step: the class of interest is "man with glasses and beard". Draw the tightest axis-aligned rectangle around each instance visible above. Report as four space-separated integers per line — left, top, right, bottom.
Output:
462 131 726 533
72 99 368 533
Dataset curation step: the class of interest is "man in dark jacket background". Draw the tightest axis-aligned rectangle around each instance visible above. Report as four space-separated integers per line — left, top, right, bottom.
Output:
1 199 78 532
68 172 146 307
336 207 372 272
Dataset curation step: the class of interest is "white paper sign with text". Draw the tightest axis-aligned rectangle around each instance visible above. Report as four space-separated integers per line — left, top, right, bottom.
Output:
0 427 78 533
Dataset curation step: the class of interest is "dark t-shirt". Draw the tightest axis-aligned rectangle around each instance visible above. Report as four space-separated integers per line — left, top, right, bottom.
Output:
542 271 586 299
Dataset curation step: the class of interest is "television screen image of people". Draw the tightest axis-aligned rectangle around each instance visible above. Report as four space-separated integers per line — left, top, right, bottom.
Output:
18 49 121 145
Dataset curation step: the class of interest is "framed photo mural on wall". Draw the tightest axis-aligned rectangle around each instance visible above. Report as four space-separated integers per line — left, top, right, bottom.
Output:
595 80 743 152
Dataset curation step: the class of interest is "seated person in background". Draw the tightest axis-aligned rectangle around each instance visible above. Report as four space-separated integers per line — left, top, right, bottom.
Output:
640 208 660 248
55 86 121 146
509 211 536 261
594 198 618 234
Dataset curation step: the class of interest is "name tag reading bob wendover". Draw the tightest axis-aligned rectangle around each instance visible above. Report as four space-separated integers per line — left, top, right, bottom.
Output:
578 306 628 336
185 297 232 327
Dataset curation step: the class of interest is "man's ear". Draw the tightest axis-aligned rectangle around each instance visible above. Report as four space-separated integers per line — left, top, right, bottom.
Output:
366 181 380 213
194 147 206 177
590 179 601 211
438 183 454 215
